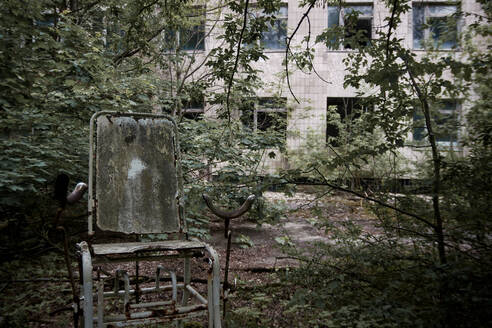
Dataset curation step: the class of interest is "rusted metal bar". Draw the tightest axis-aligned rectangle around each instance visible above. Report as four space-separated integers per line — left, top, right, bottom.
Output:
79 241 94 328
156 265 177 301
92 252 199 264
181 257 191 306
223 230 233 319
97 284 185 299
135 262 139 304
202 194 255 219
204 245 221 328
57 226 80 327
129 300 174 309
97 280 104 327
186 285 208 305
207 269 213 328
170 271 177 301
101 304 207 322
100 310 206 327
114 270 130 315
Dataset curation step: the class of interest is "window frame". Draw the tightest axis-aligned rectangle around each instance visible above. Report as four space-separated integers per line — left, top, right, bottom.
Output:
241 97 288 136
164 6 206 52
247 4 288 51
326 4 374 51
412 3 459 50
412 100 461 146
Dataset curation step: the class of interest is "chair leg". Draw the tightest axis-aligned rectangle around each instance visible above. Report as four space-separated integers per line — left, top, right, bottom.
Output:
205 245 222 328
97 280 104 327
78 242 94 328
176 257 191 328
207 264 214 328
182 257 191 306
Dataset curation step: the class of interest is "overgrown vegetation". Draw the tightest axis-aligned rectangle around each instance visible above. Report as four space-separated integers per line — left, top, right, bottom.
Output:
1 0 491 327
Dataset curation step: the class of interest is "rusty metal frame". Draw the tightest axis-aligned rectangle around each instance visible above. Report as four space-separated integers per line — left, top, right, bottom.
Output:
78 241 221 327
79 111 221 328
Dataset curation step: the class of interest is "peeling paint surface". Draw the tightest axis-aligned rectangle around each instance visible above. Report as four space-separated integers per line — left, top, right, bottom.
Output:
128 158 146 179
95 116 180 233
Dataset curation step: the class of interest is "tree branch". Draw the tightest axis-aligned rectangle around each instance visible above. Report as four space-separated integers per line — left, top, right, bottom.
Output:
385 0 399 59
285 0 316 104
225 0 250 126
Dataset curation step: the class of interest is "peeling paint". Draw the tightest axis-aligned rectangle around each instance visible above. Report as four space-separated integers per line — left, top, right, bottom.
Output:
128 158 146 179
95 116 181 234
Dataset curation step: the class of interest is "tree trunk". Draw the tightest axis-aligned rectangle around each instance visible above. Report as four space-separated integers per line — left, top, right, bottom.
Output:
406 61 446 265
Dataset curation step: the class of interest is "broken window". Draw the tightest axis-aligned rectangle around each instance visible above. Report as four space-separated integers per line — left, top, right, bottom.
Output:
413 100 459 145
413 4 458 50
241 97 287 140
326 97 371 146
327 5 373 49
164 7 205 51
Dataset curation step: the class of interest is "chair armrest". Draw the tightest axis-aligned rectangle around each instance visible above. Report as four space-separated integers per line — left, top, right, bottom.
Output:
202 194 255 219
203 194 255 238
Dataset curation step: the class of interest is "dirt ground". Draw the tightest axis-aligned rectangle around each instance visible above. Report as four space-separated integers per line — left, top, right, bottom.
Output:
0 191 376 327
210 191 376 271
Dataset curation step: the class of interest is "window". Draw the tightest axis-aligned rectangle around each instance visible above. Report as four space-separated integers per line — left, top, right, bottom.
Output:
413 100 459 145
241 98 287 138
165 7 205 51
247 5 287 50
182 95 204 120
326 97 371 146
413 4 458 50
327 5 373 49
260 5 287 50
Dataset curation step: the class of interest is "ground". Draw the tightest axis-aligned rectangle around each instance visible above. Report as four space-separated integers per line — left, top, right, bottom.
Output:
0 192 376 327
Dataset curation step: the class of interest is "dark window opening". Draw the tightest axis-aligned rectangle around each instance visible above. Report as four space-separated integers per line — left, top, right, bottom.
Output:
326 97 369 146
245 5 288 50
327 5 373 50
344 17 371 48
183 110 204 120
182 95 204 121
260 5 288 50
164 7 205 51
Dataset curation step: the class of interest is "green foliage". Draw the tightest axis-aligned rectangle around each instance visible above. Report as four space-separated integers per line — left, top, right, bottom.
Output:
0 1 164 224
0 253 73 327
272 0 492 327
0 0 291 246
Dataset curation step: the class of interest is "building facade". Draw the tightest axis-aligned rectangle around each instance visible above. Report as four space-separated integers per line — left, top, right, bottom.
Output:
171 0 485 174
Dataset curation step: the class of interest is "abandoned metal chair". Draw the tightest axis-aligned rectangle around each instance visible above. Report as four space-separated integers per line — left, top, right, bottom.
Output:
76 111 222 327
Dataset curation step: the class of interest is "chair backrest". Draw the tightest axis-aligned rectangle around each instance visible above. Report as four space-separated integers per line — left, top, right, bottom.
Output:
88 111 185 235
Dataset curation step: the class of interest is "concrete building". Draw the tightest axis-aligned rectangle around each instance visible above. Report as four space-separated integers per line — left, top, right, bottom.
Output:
170 0 485 175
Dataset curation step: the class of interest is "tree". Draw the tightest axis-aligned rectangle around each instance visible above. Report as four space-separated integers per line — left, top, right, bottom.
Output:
263 0 492 326
0 0 290 254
